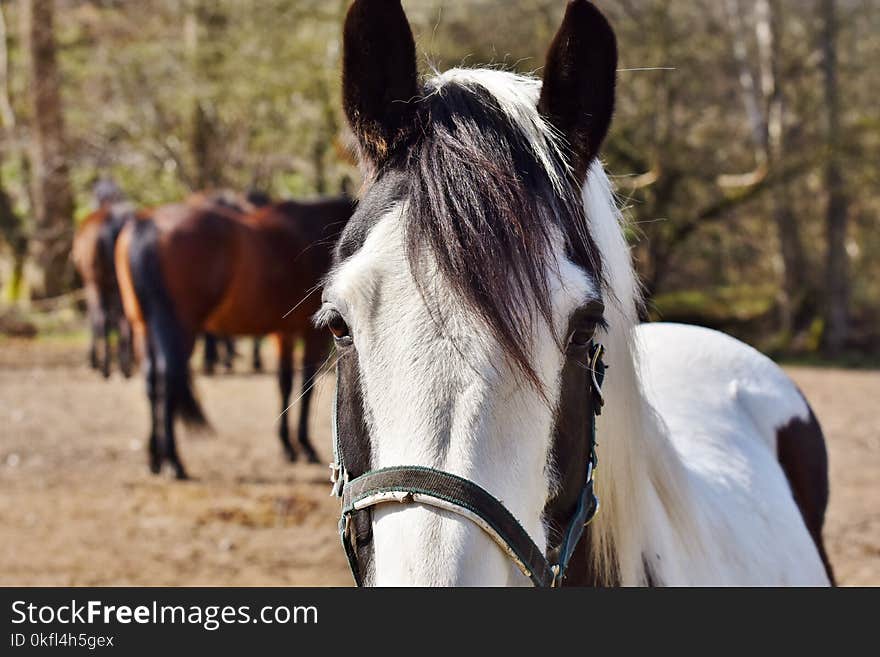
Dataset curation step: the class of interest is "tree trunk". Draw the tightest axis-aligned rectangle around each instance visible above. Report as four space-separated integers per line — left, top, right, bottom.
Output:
0 0 26 301
186 1 225 190
820 0 849 357
760 0 813 337
728 0 812 339
0 3 17 132
22 0 75 298
0 169 26 301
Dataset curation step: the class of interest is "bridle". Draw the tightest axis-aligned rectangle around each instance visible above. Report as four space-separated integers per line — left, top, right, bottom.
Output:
330 339 607 587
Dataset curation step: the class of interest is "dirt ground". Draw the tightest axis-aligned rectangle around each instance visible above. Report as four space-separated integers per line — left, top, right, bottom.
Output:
1 337 877 586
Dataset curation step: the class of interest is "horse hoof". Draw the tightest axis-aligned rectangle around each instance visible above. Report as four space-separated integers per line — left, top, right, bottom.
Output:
149 459 161 475
303 447 320 464
284 447 298 463
174 468 189 481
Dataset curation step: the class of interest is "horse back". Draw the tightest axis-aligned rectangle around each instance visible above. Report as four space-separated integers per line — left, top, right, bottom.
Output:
204 197 354 333
151 203 239 333
636 322 833 584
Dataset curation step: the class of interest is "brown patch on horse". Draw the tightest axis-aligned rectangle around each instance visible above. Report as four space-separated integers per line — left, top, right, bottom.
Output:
776 405 836 584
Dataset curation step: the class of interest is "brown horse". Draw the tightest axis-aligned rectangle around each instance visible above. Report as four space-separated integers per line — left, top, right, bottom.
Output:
72 202 136 378
185 189 269 376
116 194 355 479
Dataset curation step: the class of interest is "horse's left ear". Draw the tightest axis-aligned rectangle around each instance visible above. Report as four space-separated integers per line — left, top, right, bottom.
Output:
538 0 617 182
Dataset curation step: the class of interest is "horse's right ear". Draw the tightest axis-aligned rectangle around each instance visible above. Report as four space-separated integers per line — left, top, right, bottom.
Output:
342 0 419 168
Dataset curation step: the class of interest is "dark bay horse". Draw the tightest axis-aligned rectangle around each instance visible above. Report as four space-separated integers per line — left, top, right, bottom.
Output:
116 195 355 479
72 202 135 378
185 189 269 376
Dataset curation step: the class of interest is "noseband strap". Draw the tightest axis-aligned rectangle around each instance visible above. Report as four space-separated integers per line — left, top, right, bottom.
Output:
332 342 606 587
341 466 556 586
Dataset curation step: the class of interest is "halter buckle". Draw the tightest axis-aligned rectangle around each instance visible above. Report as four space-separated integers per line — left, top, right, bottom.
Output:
550 564 563 588
330 463 345 497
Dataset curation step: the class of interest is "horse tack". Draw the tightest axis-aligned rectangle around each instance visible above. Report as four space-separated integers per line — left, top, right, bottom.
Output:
330 340 607 587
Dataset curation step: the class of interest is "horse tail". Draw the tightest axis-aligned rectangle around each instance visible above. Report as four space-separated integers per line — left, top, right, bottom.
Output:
127 217 209 429
96 210 129 322
97 209 130 289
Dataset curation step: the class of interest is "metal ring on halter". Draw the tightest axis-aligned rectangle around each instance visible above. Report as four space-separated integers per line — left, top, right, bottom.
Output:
589 342 606 410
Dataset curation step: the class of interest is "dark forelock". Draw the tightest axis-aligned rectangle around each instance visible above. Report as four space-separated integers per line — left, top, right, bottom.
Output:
337 73 604 391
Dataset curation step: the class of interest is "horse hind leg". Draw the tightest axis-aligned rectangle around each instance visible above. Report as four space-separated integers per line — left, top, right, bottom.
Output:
144 342 161 474
252 336 263 372
202 333 219 376
89 304 108 376
118 316 134 378
101 312 112 378
277 333 297 462
297 331 326 464
85 284 101 370
154 347 189 480
147 317 198 480
88 332 99 370
127 215 202 480
222 336 236 372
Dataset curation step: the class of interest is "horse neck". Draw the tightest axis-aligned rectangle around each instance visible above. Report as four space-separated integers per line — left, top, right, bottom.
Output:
581 164 705 585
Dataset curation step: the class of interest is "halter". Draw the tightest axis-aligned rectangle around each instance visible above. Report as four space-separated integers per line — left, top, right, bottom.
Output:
330 341 607 587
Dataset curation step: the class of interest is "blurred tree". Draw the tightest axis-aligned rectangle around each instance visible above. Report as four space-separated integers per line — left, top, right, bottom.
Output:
0 3 26 301
186 0 226 190
22 0 75 297
725 0 815 340
0 0 873 355
820 0 850 357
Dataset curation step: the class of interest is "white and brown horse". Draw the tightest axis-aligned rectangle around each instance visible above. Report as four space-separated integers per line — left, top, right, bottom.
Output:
318 0 833 586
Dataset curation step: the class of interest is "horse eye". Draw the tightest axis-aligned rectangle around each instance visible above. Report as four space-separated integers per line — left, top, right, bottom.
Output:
568 327 595 347
327 312 351 340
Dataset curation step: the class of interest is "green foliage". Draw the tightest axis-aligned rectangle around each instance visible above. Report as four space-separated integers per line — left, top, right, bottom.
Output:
0 0 876 352
652 284 777 325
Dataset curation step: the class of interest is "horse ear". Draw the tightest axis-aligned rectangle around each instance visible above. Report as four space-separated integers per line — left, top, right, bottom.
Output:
342 0 419 167
538 0 617 182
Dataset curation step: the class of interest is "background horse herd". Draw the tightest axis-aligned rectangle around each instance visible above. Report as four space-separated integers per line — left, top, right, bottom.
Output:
73 184 354 479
